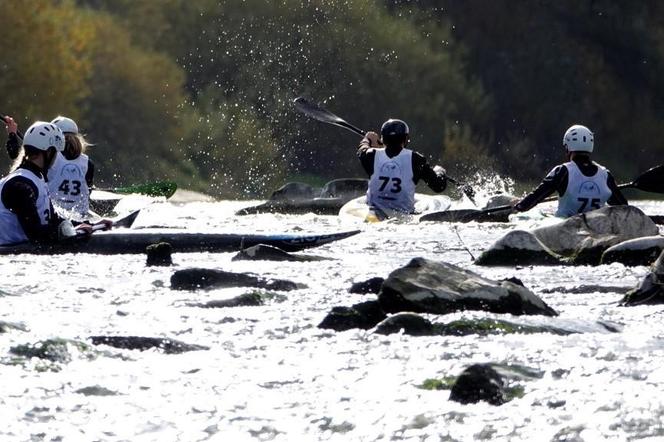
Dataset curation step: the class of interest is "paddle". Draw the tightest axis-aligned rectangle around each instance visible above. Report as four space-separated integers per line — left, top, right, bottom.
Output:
94 181 177 198
420 164 664 223
293 97 477 204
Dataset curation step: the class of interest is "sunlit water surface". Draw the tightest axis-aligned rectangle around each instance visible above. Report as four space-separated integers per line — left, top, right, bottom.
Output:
2 199 664 441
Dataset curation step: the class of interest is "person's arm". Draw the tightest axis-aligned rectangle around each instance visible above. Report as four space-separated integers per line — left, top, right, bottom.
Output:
514 165 568 212
412 152 447 193
1 177 60 243
357 132 380 176
3 116 21 160
85 159 95 187
606 172 628 205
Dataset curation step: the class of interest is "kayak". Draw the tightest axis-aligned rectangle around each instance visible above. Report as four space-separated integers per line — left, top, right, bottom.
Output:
0 229 361 255
339 194 451 223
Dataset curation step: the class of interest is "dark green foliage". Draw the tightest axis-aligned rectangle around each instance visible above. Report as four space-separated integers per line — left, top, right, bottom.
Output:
5 1 663 195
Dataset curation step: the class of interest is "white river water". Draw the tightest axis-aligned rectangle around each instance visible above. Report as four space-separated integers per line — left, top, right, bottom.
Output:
1 197 664 441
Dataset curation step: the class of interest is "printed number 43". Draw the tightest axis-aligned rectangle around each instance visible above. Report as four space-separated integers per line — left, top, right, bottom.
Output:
58 179 82 196
577 197 600 211
378 176 402 193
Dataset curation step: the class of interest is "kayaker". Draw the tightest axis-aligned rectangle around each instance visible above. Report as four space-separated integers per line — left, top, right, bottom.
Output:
47 116 95 219
4 115 95 220
0 121 104 246
358 119 447 216
513 124 627 217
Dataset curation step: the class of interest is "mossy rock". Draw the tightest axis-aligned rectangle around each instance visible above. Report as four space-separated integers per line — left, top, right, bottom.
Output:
9 338 96 365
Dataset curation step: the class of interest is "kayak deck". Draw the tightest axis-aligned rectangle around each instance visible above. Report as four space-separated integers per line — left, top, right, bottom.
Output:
0 229 361 255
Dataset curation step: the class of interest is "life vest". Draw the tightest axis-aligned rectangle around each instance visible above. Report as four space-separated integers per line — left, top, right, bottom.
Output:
47 152 90 219
556 161 612 218
0 168 51 245
367 148 416 213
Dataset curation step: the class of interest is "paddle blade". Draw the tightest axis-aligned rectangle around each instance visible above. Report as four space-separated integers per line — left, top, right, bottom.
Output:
293 97 365 136
113 181 177 198
629 165 664 194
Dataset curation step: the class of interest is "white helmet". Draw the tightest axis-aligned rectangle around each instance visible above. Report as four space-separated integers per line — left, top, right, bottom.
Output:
563 125 594 153
23 121 65 152
51 115 79 134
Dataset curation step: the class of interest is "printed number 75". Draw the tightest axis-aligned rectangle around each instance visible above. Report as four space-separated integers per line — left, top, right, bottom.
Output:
577 197 600 211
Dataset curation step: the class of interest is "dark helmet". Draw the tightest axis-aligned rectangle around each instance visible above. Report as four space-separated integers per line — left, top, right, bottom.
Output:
380 119 409 146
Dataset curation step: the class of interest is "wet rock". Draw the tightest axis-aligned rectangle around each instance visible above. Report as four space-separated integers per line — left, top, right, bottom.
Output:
235 198 345 215
476 206 658 266
374 315 619 337
620 250 664 306
318 300 387 331
0 320 28 333
374 313 434 336
232 244 326 262
89 336 208 354
449 364 507 405
437 317 620 336
540 285 628 294
349 277 384 294
10 338 92 363
146 242 173 266
483 194 519 209
377 258 557 316
171 268 303 291
602 235 664 267
75 385 118 396
269 182 317 201
319 178 368 199
200 292 264 308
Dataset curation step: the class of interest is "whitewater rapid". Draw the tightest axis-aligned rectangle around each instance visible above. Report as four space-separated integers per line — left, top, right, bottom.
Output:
1 198 663 441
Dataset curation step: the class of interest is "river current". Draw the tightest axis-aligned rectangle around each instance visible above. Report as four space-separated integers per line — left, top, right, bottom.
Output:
1 197 663 441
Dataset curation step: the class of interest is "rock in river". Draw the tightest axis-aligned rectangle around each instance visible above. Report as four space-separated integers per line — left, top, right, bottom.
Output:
620 250 664 306
377 258 557 316
171 268 304 291
476 205 658 266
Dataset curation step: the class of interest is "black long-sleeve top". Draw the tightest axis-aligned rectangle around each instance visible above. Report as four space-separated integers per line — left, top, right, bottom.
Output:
515 157 628 211
357 143 447 193
1 161 63 243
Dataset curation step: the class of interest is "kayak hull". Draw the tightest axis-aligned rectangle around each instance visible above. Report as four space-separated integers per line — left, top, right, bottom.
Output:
0 229 361 255
339 194 451 222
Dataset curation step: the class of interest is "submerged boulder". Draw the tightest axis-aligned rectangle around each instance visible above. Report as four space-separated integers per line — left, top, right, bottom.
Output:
374 314 619 336
318 300 387 331
10 338 94 363
232 244 326 262
476 205 658 266
171 268 303 291
377 258 556 316
348 277 385 294
449 364 507 405
269 182 317 201
374 313 435 336
484 194 519 209
236 178 367 215
319 178 368 199
89 336 208 354
620 250 664 306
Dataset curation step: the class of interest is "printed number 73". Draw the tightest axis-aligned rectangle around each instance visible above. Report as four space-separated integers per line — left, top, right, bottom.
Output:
378 176 402 193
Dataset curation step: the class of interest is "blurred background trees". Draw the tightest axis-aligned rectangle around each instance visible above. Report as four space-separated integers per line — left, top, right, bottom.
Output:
2 0 663 198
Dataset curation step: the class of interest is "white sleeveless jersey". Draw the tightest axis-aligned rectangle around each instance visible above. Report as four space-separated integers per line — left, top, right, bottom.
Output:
47 152 90 218
556 161 612 218
0 169 51 245
367 148 416 213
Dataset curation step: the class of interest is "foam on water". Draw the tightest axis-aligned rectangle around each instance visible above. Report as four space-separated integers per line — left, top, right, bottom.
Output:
1 199 663 441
